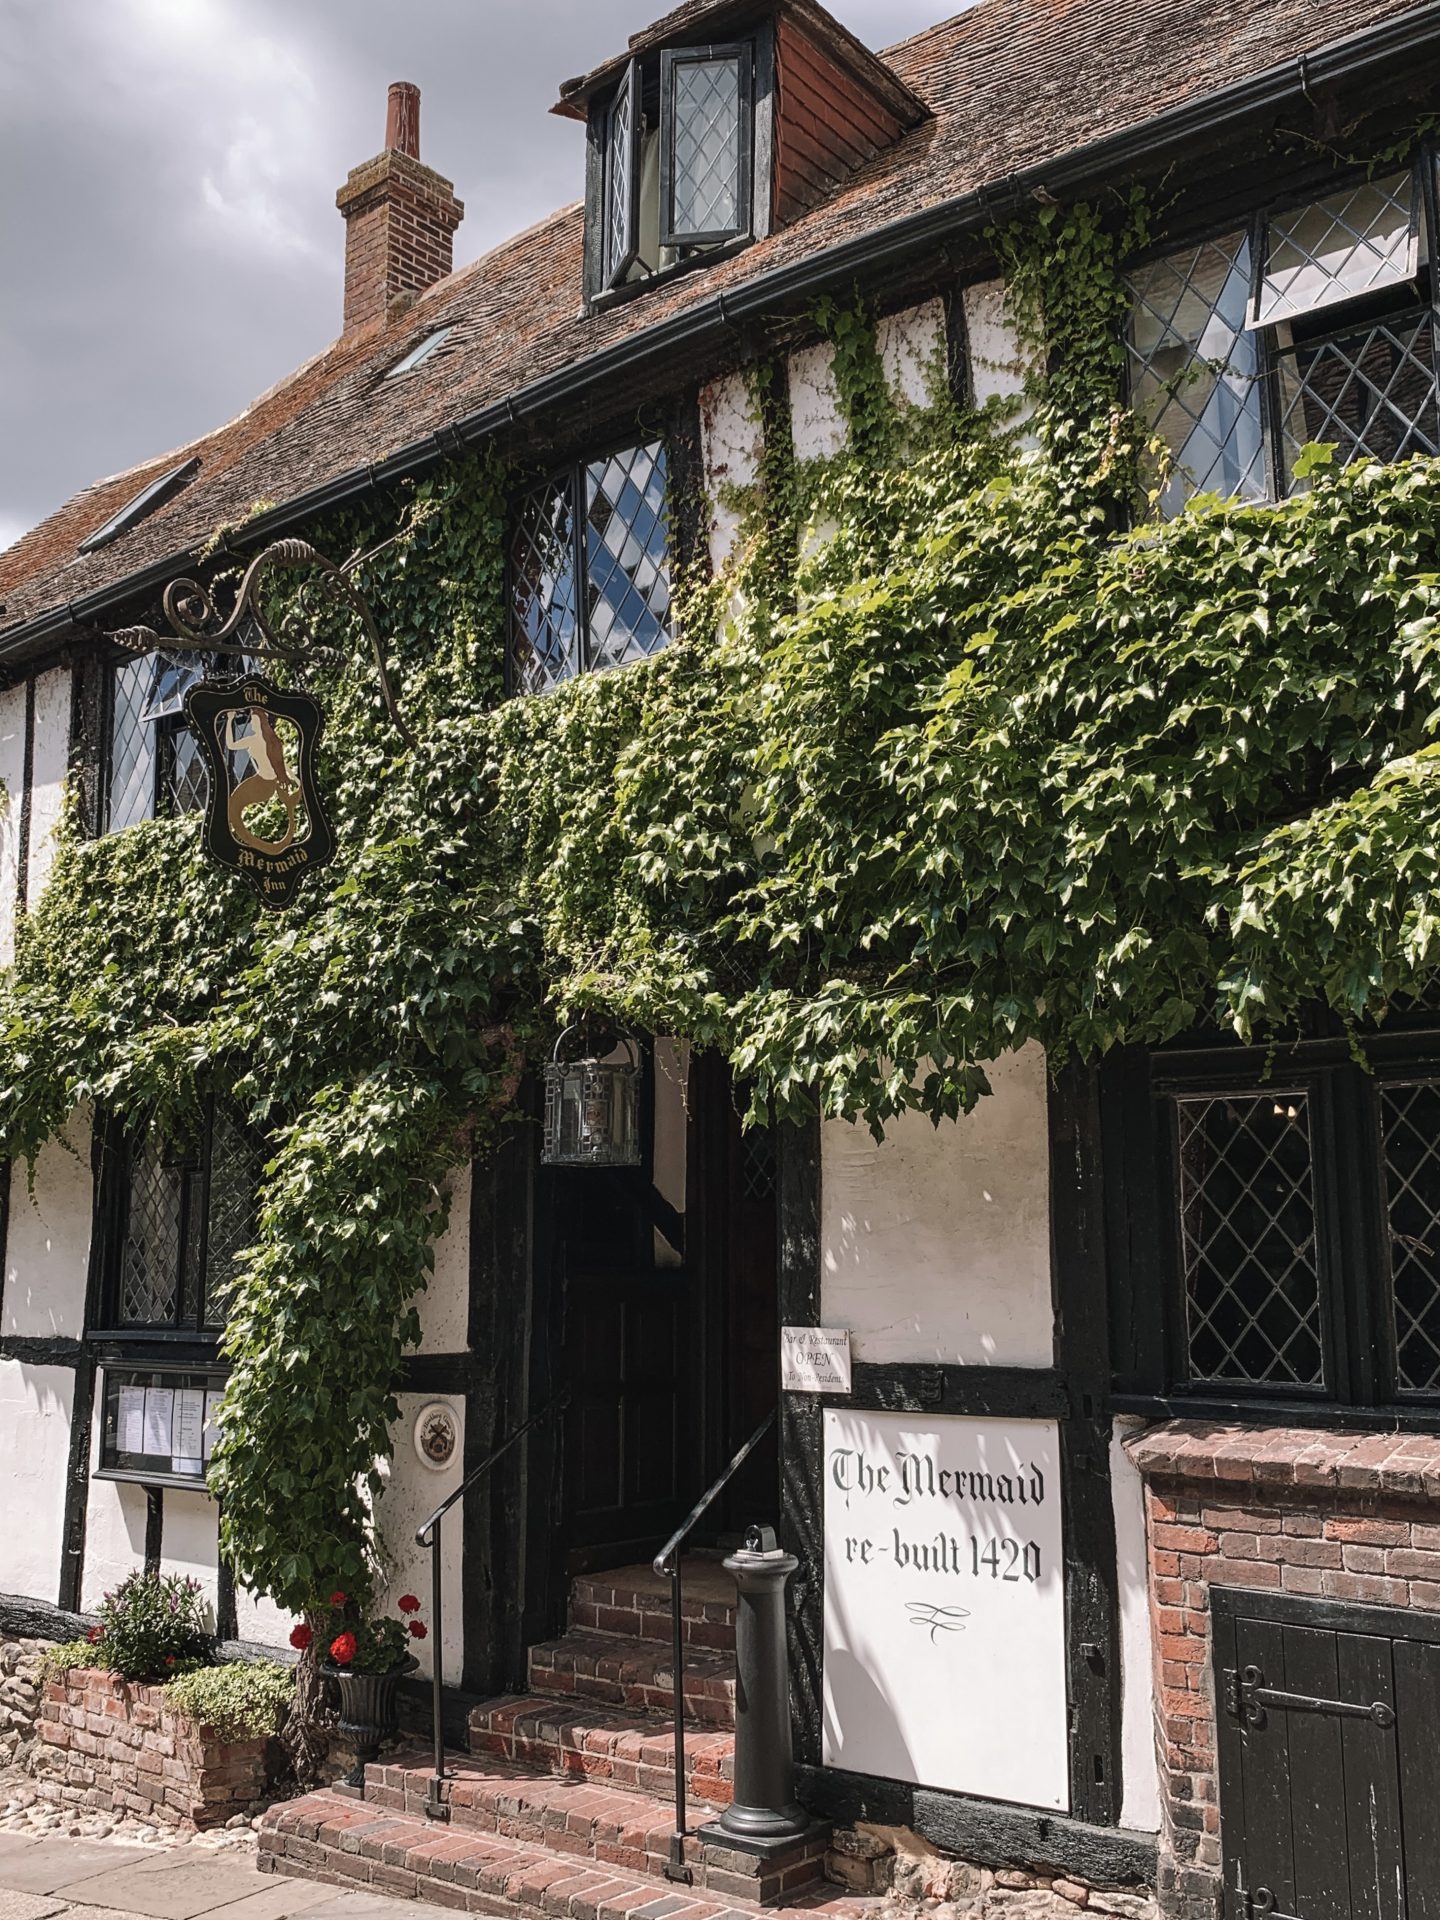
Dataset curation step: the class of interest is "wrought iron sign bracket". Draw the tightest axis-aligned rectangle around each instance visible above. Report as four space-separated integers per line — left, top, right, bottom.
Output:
109 536 416 749
1223 1663 1396 1729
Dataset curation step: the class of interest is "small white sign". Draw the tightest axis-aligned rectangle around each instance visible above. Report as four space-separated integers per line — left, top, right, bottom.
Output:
782 1326 853 1394
822 1407 1068 1812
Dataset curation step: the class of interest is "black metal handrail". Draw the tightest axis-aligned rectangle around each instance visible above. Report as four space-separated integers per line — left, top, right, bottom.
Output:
413 1393 568 1820
651 1407 777 1882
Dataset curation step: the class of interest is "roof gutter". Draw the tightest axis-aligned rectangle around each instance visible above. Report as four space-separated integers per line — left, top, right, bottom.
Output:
6 0 1440 665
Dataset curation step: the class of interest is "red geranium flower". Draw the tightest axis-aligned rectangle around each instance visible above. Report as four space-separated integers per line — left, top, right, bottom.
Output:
329 1591 347 1607
87 1626 103 1645
398 1595 421 1615
166 1656 177 1668
408 1620 428 1640
289 1623 313 1652
330 1631 358 1666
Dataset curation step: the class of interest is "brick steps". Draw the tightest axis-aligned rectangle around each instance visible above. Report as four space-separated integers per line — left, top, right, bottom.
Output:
362 1752 827 1901
528 1632 735 1731
570 1561 737 1654
468 1695 734 1809
259 1790 847 1918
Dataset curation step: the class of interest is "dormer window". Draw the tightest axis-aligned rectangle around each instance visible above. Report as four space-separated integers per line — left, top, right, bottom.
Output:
563 2 927 307
597 43 757 295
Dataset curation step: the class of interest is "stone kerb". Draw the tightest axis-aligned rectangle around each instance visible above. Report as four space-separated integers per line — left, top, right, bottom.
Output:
33 1664 272 1829
1123 1421 1440 1920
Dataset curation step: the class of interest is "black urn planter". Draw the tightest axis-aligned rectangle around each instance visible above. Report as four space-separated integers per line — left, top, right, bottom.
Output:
323 1654 419 1787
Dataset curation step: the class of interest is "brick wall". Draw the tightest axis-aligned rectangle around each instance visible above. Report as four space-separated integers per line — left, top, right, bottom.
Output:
33 1665 273 1828
1125 1423 1440 1920
336 149 463 335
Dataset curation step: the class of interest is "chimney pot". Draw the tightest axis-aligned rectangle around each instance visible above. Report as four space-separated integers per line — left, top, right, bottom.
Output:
386 81 421 159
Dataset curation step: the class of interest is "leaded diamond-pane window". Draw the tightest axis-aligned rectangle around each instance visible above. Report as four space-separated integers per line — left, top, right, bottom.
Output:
585 442 671 672
1126 232 1267 516
1251 171 1422 330
510 442 671 694
1175 1093 1324 1389
604 60 641 289
107 654 209 832
1381 1081 1440 1395
104 1105 260 1339
1275 306 1440 488
661 47 751 248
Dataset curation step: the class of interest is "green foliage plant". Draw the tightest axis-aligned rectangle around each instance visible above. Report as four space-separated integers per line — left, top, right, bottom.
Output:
90 1571 213 1681
3 184 1440 1655
163 1660 295 1740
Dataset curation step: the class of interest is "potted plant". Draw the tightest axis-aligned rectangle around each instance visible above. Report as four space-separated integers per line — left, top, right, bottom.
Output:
290 1592 426 1787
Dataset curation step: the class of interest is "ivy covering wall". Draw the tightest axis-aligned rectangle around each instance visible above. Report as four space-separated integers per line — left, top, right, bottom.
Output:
3 199 1440 1612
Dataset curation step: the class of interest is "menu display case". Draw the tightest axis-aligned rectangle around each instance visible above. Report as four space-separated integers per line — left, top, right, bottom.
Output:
97 1367 227 1489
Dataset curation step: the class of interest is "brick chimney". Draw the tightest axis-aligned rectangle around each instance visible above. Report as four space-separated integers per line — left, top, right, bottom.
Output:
336 82 464 335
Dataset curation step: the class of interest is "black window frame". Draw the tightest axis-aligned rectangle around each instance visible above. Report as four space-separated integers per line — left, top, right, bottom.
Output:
104 650 209 834
1103 1025 1440 1425
88 1100 260 1350
658 43 755 252
1124 150 1440 509
602 58 643 292
506 432 674 698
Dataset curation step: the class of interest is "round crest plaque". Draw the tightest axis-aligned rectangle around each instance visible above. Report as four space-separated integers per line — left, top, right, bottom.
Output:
412 1400 459 1471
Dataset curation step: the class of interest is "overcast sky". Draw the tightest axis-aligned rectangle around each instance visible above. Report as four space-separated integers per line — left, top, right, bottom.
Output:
0 0 948 555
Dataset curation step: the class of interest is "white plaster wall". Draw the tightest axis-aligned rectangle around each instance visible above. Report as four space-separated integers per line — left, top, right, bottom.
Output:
788 342 847 462
374 1393 464 1687
3 1107 93 1340
416 1164 471 1356
80 1473 150 1613
0 683 26 968
0 1360 74 1602
700 371 764 573
1112 1418 1162 1833
161 1490 221 1622
233 1584 293 1652
963 278 1037 431
26 667 70 910
877 298 947 411
820 1044 1054 1368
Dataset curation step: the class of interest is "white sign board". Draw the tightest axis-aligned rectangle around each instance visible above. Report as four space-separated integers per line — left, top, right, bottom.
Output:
782 1326 853 1394
822 1407 1069 1812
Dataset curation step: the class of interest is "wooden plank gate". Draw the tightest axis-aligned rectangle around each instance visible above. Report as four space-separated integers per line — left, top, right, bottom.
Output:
1213 1588 1440 1920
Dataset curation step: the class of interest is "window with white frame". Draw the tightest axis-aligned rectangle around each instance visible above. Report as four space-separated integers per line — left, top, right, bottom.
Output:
509 440 672 695
1127 162 1439 511
595 44 755 297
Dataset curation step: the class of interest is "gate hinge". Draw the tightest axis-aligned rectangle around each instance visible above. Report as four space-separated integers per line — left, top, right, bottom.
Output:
1224 1664 1395 1731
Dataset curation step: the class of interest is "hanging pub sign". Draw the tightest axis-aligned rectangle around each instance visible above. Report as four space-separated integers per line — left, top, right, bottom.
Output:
108 537 415 913
183 676 335 908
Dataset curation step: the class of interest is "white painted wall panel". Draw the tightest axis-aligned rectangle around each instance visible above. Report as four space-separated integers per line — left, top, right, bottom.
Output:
232 1583 292 1652
417 1164 471 1356
1112 1418 1162 1832
788 343 846 462
821 1044 1054 1369
374 1393 464 1687
3 1108 93 1340
700 372 764 573
0 1360 74 1602
81 1472 149 1613
26 667 70 909
877 298 947 411
0 684 26 968
963 278 1037 430
161 1491 221 1622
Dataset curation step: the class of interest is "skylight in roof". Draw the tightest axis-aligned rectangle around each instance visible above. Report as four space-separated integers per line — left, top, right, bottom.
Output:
78 457 200 555
385 326 454 377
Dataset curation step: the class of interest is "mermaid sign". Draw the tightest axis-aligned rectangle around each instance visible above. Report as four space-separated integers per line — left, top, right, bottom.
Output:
184 676 337 909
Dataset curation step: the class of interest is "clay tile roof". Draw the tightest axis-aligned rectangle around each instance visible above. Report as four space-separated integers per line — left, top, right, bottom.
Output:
1 0 1435 647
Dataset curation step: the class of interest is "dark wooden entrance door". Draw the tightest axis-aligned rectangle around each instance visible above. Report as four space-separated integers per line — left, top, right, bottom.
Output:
551 1047 779 1572
1214 1588 1440 1920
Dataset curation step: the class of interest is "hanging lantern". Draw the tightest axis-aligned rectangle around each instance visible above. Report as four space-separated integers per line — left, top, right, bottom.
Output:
542 1030 641 1168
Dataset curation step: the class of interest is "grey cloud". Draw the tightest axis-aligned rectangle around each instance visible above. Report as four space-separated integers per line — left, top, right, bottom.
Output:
0 0 949 550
